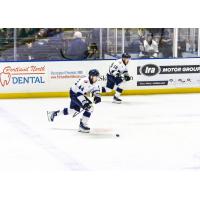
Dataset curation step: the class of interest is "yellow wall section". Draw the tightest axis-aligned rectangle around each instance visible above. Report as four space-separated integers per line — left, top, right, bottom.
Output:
1 88 200 99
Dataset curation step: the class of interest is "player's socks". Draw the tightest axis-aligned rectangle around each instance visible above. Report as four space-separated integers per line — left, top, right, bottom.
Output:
102 86 112 93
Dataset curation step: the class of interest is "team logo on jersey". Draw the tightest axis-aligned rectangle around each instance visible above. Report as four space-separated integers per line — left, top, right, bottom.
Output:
139 64 160 76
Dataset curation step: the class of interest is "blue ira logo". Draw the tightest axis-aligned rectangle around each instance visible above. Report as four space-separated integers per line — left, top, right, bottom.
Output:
12 76 45 84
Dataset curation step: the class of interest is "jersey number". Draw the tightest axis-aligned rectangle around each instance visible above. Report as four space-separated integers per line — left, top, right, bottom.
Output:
78 85 84 91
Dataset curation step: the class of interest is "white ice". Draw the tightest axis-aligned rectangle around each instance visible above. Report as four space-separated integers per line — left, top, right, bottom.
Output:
1 94 200 171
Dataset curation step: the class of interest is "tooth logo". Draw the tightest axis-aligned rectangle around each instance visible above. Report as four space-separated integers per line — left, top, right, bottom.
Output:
0 68 11 87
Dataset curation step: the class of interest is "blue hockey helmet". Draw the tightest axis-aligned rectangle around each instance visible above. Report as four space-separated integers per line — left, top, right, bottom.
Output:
89 69 100 77
122 52 131 59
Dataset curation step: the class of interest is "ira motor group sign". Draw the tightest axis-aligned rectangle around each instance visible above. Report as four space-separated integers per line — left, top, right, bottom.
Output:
0 65 46 88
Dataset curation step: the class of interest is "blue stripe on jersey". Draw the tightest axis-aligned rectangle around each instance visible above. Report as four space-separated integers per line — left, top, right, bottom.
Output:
76 92 84 97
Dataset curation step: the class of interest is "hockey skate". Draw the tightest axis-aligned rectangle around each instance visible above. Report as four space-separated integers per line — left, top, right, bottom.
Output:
47 110 59 122
113 95 122 104
79 120 90 133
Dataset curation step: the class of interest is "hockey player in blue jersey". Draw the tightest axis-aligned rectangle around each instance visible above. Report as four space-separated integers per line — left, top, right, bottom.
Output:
47 69 101 133
102 53 131 103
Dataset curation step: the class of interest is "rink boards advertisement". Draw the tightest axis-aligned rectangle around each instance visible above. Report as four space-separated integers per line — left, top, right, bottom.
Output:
1 58 200 98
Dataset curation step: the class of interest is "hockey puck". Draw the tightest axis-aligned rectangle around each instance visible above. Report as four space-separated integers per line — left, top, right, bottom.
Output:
116 134 120 137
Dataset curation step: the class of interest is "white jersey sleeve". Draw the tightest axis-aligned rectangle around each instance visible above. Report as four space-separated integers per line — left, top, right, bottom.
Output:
109 59 128 77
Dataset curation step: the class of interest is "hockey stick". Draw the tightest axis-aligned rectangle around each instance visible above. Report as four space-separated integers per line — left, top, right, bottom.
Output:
72 102 94 118
72 109 85 118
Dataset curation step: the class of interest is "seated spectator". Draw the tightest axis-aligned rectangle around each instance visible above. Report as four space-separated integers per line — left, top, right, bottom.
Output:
159 31 173 58
36 28 48 39
66 31 88 60
139 33 159 58
153 33 161 45
86 43 99 59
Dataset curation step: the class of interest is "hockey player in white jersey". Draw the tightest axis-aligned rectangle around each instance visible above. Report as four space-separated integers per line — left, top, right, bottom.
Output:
47 69 101 133
102 53 131 103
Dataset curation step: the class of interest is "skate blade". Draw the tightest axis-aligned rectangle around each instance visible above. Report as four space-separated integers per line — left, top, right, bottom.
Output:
78 128 90 133
112 100 122 104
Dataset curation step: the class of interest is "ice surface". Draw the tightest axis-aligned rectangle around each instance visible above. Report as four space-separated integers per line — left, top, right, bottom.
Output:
1 94 200 171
